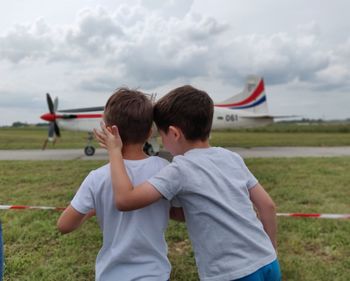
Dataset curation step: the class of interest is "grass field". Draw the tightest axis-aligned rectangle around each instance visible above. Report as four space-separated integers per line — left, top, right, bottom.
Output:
1 157 350 280
1 122 350 149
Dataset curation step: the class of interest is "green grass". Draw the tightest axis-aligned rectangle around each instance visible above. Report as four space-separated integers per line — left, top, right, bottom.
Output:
1 158 350 280
1 123 350 149
0 127 98 150
210 131 350 147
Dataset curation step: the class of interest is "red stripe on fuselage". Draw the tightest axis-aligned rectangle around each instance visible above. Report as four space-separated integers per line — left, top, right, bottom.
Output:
215 79 265 107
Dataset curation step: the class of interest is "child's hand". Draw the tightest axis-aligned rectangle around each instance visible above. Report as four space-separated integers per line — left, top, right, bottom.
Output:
94 122 123 152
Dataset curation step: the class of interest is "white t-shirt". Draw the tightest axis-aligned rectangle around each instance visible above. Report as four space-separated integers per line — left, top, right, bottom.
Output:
148 147 276 281
71 156 171 281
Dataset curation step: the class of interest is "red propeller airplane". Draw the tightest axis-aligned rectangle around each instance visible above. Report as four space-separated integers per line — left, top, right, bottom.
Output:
40 75 276 156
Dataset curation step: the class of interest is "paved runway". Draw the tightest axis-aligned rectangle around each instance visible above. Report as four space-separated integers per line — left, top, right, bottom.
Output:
1 146 350 161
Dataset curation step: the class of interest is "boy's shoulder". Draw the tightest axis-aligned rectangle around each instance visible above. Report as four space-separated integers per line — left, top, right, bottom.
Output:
151 155 170 166
172 147 244 171
123 156 169 174
88 163 110 180
178 146 241 161
94 162 110 172
126 156 169 166
147 156 170 171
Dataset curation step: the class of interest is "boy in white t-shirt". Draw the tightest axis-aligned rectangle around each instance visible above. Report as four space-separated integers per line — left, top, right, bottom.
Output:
95 85 281 281
57 88 174 281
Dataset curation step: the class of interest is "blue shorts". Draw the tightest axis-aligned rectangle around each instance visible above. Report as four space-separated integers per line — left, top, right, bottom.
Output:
232 259 281 281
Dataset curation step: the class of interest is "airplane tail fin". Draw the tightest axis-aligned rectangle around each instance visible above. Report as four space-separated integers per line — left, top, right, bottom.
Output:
215 75 269 114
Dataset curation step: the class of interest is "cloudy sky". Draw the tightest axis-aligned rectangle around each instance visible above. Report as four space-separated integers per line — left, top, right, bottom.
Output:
1 0 349 125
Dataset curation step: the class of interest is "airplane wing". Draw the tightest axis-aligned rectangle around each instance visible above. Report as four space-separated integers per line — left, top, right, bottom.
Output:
58 106 104 113
239 114 299 119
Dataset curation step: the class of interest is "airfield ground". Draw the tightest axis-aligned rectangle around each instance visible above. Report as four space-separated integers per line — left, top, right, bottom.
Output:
0 124 350 280
1 146 350 161
1 122 350 149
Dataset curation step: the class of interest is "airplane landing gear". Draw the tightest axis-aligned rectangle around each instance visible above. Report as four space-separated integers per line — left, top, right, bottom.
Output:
143 142 156 156
84 132 95 156
84 146 95 156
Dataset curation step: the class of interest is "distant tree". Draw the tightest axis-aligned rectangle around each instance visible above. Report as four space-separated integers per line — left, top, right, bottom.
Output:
12 122 29 127
35 123 49 127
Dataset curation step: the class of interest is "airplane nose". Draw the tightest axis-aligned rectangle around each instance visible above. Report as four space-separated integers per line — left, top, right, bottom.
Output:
40 113 56 122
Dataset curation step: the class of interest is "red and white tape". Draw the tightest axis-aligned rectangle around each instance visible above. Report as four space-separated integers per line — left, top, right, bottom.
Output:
0 205 65 211
277 213 350 219
1 205 350 219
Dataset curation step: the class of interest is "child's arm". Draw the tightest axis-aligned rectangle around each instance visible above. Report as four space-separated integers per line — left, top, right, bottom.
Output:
94 124 162 211
57 205 95 234
249 183 277 249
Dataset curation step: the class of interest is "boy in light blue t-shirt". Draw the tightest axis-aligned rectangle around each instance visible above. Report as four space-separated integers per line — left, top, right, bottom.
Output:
95 85 281 281
58 88 178 281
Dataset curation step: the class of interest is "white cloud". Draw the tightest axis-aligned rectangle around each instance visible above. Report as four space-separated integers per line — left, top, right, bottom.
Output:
0 5 340 88
0 19 54 63
307 38 350 91
0 1 350 125
141 0 194 18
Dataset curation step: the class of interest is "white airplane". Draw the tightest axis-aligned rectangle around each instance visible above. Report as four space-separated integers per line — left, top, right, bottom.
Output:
40 75 274 156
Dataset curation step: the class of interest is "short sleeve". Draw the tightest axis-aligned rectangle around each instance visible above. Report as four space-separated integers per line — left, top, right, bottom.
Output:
241 162 258 189
70 172 95 214
234 153 258 189
147 161 182 200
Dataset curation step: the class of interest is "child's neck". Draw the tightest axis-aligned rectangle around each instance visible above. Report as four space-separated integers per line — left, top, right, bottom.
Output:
122 144 148 160
181 139 210 154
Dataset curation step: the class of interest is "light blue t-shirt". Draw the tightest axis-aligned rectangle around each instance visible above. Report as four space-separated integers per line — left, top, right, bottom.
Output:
148 147 276 281
71 156 171 281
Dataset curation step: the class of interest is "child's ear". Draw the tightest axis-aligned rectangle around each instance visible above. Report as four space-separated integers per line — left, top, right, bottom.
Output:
168 126 182 140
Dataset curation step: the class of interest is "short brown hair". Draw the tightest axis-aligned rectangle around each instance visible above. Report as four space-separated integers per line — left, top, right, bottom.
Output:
104 88 153 145
154 85 213 141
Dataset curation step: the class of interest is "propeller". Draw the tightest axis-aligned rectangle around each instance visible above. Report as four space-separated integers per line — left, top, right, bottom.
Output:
46 93 54 114
45 93 60 138
42 93 60 150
